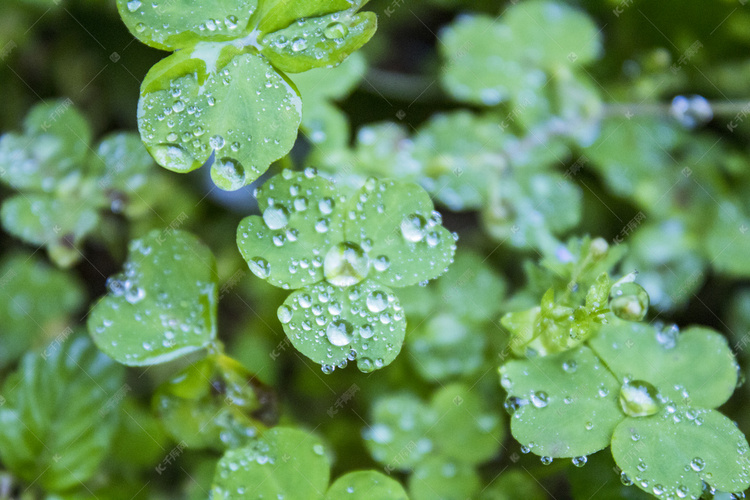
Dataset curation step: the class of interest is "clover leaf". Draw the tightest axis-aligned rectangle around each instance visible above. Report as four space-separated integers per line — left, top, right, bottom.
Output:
0 101 162 267
589 321 738 409
364 384 504 471
500 345 623 458
612 406 750 499
0 98 91 193
211 427 407 500
408 457 481 500
237 169 456 372
440 1 601 110
118 0 376 190
88 229 219 366
0 335 125 492
327 471 409 500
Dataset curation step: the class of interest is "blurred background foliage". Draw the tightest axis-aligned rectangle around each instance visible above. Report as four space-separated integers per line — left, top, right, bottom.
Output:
2 0 750 498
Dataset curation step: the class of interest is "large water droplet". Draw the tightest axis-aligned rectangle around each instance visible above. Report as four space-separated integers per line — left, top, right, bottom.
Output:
127 0 141 12
263 206 290 230
619 379 661 417
211 158 246 191
326 320 354 346
248 257 271 279
609 281 649 321
366 290 388 313
277 305 292 324
323 242 370 287
323 22 349 39
291 37 307 52
401 214 427 242
530 391 549 408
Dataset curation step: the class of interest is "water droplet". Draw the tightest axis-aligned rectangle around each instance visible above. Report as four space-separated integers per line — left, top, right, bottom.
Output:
323 22 349 39
277 305 292 324
530 391 549 408
373 255 391 272
572 456 587 467
540 456 553 465
326 320 354 346
324 242 370 287
619 379 661 417
248 257 271 279
263 206 290 230
209 135 226 150
211 157 246 190
401 213 428 242
291 37 307 52
366 290 388 313
562 360 577 373
690 457 705 472
609 281 649 321
127 0 141 12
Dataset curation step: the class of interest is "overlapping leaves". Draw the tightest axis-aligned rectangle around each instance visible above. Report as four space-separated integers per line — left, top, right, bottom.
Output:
500 319 749 499
118 0 376 190
0 100 159 267
211 427 408 500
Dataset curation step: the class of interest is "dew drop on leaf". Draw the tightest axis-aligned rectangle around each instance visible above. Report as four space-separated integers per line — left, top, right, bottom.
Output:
619 379 661 417
323 22 349 40
263 206 290 230
401 213 428 242
609 281 650 321
323 242 370 286
277 305 292 324
326 320 354 346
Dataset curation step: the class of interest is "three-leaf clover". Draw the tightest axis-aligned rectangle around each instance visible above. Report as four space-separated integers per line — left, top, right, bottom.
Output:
237 168 456 373
211 426 408 500
440 0 602 138
0 100 159 267
117 0 376 190
499 319 750 499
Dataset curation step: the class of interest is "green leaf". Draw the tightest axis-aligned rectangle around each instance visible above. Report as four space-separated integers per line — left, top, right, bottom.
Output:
589 321 738 409
1 194 100 267
237 169 345 289
115 0 259 51
411 111 506 211
478 469 546 500
482 171 582 250
440 14 528 106
705 200 750 277
326 471 408 500
430 384 504 464
254 0 354 34
0 335 125 492
408 313 486 382
364 393 437 470
260 11 377 73
408 457 481 500
280 279 406 373
0 252 85 368
435 250 506 322
0 99 91 193
110 398 170 467
612 406 750 499
344 179 456 288
211 427 330 500
90 132 156 217
499 346 623 457
138 46 302 190
153 354 277 450
291 52 366 150
88 229 218 366
503 0 602 69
